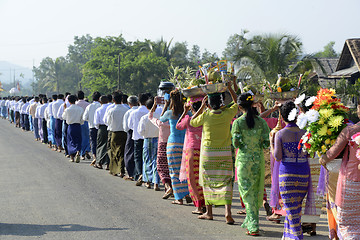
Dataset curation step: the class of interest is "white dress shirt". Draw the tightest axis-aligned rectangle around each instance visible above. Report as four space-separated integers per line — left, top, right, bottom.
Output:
47 102 54 117
38 103 49 118
35 104 42 118
138 112 159 138
56 102 70 120
93 103 111 129
123 106 138 132
128 105 149 140
104 104 129 132
52 99 64 119
21 102 30 114
62 104 85 125
83 101 101 129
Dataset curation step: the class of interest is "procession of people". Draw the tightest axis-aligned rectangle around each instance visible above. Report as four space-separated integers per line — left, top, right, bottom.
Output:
0 79 359 239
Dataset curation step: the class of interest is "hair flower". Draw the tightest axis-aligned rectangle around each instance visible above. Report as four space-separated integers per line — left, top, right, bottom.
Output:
294 94 306 105
288 108 298 121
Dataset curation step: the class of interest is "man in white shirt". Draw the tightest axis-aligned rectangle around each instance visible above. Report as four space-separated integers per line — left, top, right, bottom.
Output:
14 97 21 128
93 95 111 169
20 97 30 131
30 96 40 141
52 94 65 152
138 98 161 190
0 97 7 119
83 91 101 165
38 97 49 144
62 95 84 163
47 95 57 148
58 92 71 157
128 93 151 184
76 90 91 160
122 96 138 180
105 93 129 177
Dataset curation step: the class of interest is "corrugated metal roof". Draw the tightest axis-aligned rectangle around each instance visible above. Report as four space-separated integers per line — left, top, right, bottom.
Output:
328 65 359 78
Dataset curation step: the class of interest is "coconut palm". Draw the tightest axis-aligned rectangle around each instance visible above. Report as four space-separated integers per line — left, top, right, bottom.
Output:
228 33 302 84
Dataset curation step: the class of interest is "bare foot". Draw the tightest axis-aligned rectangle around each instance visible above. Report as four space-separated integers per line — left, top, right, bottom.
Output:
198 214 213 220
225 216 235 225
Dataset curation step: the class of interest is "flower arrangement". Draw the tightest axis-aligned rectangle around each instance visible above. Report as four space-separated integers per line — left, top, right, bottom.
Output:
298 88 349 157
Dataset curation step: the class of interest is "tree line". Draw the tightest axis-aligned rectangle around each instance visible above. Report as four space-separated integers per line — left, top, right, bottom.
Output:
32 31 340 97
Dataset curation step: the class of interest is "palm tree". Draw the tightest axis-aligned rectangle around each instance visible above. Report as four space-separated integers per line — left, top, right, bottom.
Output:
230 33 302 84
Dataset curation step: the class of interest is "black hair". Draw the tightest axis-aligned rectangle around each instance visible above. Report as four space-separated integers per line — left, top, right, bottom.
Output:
169 89 183 116
208 93 224 110
113 94 122 104
138 93 149 105
300 96 313 113
42 97 48 104
34 96 39 102
77 91 85 100
52 94 58 100
92 91 101 101
65 92 71 97
58 94 64 100
237 93 258 129
122 94 128 104
107 94 113 103
145 98 154 110
100 95 109 104
192 101 202 112
68 95 77 104
280 101 296 123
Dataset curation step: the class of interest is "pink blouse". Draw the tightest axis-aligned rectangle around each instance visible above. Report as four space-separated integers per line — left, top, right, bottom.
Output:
176 115 202 150
148 112 170 143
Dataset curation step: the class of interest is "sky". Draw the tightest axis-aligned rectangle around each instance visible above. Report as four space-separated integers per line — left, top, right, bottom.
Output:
0 0 360 69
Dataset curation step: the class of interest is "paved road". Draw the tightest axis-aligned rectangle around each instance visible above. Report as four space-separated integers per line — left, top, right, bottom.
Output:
0 119 330 239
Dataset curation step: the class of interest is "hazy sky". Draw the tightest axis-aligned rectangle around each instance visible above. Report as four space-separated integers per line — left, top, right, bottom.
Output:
1 0 359 69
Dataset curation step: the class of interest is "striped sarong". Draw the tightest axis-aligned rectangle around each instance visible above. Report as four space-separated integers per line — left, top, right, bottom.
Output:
157 142 171 185
200 146 233 206
338 180 360 238
185 148 205 208
279 162 309 240
326 171 340 240
167 142 189 200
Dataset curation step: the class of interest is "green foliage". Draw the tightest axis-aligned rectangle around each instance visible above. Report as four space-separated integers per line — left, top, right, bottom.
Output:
314 41 339 58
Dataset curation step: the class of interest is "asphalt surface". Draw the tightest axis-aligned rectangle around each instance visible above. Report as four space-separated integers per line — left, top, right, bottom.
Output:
0 119 330 240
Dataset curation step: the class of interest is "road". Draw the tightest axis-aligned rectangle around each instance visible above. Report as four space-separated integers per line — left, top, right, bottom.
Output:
0 119 330 240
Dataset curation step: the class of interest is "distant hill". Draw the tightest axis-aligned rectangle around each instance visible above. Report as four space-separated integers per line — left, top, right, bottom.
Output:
0 61 34 87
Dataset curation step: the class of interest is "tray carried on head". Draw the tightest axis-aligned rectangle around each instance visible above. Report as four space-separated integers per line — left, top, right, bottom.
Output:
200 82 227 95
269 90 299 100
181 87 205 98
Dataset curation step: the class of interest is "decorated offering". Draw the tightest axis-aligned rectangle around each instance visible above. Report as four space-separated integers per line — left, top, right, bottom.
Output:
298 88 349 159
268 75 299 100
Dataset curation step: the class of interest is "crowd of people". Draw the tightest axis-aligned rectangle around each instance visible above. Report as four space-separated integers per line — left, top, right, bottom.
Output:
0 80 359 239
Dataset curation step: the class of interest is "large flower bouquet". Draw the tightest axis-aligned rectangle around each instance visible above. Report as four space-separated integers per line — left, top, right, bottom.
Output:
298 88 349 157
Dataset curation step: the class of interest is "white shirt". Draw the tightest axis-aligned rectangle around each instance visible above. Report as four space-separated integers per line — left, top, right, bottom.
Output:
35 104 42 118
38 103 49 118
47 101 54 117
62 104 85 125
128 105 149 140
123 106 138 132
103 103 116 128
93 103 111 129
57 102 70 120
138 112 159 138
21 102 30 114
0 100 5 107
104 104 128 132
52 99 64 119
83 101 101 129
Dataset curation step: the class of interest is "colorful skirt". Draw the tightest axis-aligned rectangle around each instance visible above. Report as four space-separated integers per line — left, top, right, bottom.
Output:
157 141 171 185
337 179 360 239
142 138 160 184
185 148 205 208
301 158 322 224
237 159 265 233
279 162 309 240
327 171 340 240
200 146 233 206
167 142 189 200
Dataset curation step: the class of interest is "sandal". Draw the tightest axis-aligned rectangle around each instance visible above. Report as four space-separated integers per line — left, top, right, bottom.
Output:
246 230 260 236
266 216 281 224
237 209 246 215
198 214 213 220
162 189 173 199
171 200 183 205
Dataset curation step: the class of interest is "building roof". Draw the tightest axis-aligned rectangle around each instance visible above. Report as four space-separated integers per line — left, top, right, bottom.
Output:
312 58 338 77
336 39 360 71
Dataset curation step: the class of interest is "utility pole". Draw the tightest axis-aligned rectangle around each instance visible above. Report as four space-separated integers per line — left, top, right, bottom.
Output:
118 54 121 90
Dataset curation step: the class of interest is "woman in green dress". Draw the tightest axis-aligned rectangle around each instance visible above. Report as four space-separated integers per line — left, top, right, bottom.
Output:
231 93 270 236
190 81 238 224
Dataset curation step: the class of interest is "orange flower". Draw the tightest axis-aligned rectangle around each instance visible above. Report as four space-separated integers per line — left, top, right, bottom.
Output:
277 87 282 92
